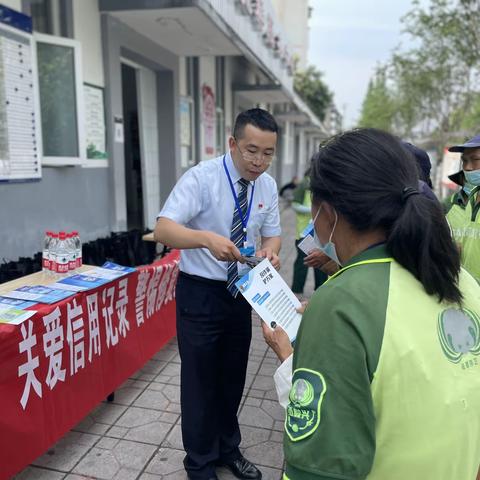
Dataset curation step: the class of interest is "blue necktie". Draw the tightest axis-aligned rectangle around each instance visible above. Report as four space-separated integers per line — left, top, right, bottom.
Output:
227 178 250 296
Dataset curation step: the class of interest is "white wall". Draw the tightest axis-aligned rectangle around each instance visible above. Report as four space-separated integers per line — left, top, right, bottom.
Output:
271 0 310 70
73 0 104 86
2 0 21 11
224 56 233 136
178 56 187 96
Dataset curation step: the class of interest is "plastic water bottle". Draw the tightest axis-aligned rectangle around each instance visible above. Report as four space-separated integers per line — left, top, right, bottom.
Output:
55 231 70 278
42 231 52 273
67 232 77 273
49 232 59 277
72 231 82 269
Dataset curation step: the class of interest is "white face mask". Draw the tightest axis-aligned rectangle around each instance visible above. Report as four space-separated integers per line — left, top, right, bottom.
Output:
312 205 341 266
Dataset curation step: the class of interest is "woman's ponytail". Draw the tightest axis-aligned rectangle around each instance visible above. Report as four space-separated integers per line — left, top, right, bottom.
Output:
387 190 462 304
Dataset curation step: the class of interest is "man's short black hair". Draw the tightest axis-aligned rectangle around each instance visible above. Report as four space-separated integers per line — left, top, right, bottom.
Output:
233 108 278 139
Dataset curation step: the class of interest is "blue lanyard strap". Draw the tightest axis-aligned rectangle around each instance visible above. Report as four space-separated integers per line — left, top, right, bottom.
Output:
223 155 255 237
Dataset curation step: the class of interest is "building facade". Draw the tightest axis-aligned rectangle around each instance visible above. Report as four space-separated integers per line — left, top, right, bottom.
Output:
0 0 326 262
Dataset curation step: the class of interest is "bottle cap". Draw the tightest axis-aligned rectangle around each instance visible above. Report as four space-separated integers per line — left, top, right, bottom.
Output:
51 232 58 238
59 232 66 240
72 230 78 236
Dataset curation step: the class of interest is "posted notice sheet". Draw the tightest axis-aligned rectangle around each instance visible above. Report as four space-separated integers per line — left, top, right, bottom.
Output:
235 259 302 342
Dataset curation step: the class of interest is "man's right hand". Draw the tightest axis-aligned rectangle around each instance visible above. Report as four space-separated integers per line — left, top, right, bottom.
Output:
204 232 244 263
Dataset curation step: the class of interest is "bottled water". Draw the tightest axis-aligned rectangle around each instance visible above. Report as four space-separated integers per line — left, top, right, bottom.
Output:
49 232 59 277
55 232 70 278
67 232 77 273
72 230 82 269
42 231 52 273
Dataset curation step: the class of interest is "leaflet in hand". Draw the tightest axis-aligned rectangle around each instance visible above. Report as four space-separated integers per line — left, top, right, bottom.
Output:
297 234 318 255
235 259 302 342
297 222 319 255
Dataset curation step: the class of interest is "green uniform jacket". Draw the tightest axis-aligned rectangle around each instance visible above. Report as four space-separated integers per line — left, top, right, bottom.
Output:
283 245 480 480
446 188 480 282
292 178 312 240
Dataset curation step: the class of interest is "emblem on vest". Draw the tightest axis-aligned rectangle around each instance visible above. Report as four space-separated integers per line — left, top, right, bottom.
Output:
437 308 480 364
285 368 326 442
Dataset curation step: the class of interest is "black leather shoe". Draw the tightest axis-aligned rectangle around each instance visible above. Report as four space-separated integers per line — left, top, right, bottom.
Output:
220 456 262 479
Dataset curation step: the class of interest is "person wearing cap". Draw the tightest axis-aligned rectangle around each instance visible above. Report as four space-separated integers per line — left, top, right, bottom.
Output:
262 128 480 480
442 170 474 212
446 134 480 282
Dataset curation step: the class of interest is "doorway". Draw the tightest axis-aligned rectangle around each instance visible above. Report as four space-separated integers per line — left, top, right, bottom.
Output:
121 63 144 231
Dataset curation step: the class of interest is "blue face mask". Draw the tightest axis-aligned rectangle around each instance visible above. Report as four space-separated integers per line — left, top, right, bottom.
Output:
463 181 475 196
463 169 480 187
312 206 341 266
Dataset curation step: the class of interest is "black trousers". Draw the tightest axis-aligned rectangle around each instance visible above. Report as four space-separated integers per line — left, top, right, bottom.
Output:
291 240 327 294
176 272 252 480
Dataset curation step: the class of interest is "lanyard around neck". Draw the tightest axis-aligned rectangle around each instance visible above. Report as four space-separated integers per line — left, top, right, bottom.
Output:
223 155 255 237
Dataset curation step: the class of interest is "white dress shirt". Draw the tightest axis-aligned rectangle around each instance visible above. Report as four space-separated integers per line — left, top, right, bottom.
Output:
158 152 281 281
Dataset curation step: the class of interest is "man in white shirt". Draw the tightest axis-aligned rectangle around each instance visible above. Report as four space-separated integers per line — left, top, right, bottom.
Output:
155 109 281 480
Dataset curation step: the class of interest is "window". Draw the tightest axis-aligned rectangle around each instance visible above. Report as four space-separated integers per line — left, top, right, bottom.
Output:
35 33 84 165
25 0 52 34
23 0 72 37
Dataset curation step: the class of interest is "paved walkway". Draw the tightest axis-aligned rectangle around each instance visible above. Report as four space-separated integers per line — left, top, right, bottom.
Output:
14 203 317 480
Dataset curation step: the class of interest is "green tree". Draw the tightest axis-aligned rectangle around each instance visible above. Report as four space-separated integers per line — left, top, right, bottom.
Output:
359 0 480 160
358 67 396 131
294 66 333 121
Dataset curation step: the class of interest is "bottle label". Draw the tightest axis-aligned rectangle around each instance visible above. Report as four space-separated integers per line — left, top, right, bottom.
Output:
42 251 50 269
68 252 77 270
56 255 69 273
76 255 83 268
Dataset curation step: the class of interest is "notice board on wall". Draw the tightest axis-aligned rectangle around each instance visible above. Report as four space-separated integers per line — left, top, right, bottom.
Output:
0 5 41 182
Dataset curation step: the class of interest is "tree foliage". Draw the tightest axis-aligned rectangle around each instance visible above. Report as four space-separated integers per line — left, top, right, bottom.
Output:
294 66 333 122
359 0 480 155
358 67 396 131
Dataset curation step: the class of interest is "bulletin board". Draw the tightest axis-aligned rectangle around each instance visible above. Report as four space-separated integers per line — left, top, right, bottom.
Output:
0 5 41 182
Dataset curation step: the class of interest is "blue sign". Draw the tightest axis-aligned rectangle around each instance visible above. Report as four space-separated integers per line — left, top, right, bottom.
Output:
0 5 32 33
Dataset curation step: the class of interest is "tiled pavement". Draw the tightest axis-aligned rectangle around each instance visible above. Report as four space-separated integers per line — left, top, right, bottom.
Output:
14 202 317 480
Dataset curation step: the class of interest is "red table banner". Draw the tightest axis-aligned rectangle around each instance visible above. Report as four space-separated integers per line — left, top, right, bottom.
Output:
0 251 180 480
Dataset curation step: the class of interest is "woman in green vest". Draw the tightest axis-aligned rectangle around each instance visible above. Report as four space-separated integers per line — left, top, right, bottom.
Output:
264 128 480 480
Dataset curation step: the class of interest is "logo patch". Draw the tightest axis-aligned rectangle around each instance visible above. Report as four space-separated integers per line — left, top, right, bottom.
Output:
437 308 480 363
285 368 326 442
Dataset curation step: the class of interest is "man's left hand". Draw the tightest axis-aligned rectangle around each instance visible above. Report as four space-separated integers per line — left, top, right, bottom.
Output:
256 247 280 270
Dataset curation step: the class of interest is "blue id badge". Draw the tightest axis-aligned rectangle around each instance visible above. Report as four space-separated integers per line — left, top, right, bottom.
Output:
239 245 255 256
238 241 255 277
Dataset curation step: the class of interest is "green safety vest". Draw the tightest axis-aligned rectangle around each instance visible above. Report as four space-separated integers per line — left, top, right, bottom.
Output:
292 179 312 240
283 245 480 480
446 187 480 282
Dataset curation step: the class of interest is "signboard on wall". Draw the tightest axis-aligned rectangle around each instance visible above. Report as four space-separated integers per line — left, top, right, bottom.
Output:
84 83 107 159
0 6 41 182
202 84 215 157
